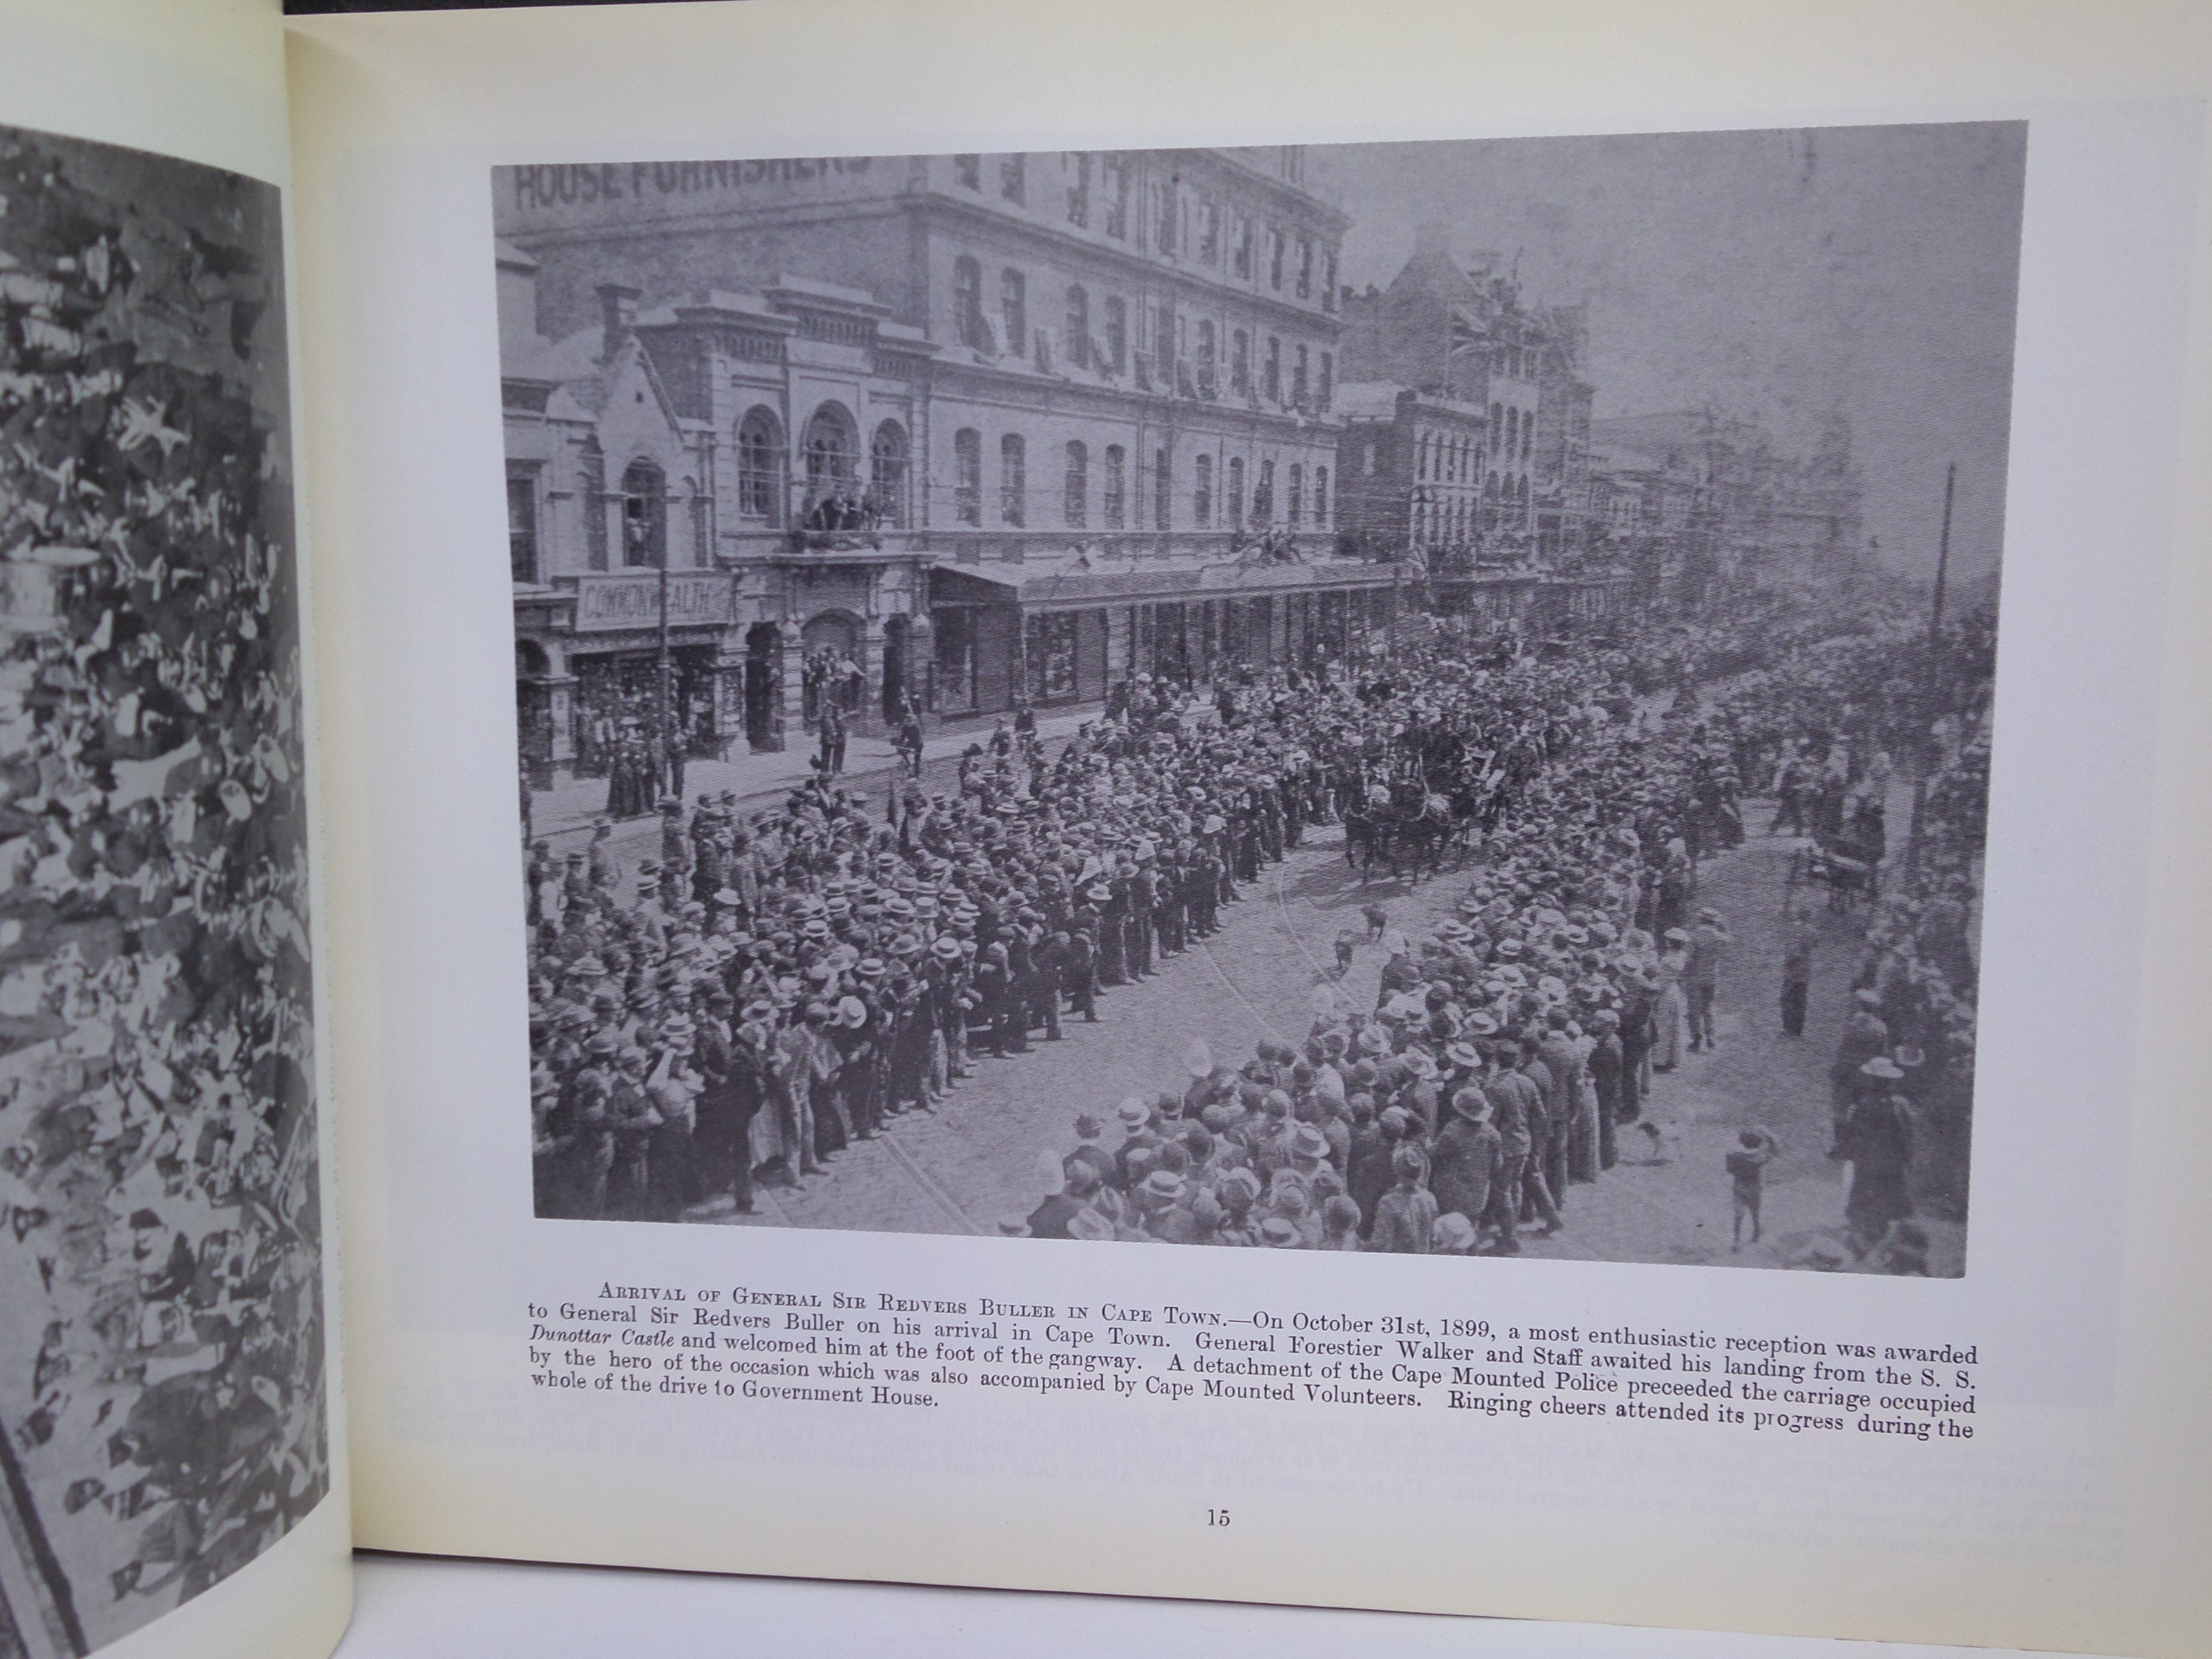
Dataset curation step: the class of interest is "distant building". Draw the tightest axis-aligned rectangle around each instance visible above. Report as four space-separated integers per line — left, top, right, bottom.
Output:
1337 224 1552 557
1587 409 1864 612
495 149 1402 725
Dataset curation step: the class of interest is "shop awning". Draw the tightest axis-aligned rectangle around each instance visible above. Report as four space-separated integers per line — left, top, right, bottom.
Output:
929 555 1399 611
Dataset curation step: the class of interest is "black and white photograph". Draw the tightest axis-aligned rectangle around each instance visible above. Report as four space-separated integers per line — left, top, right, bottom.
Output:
0 126 324 1655
502 127 2018 1278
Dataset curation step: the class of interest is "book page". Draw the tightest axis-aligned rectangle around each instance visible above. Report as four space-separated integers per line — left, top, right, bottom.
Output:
0 4 351 1658
290 2 2212 1655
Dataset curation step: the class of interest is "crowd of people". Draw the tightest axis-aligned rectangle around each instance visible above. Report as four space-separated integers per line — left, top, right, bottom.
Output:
523 589 1989 1275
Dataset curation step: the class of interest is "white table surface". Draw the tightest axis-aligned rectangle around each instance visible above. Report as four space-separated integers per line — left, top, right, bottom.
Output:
336 1552 2107 1659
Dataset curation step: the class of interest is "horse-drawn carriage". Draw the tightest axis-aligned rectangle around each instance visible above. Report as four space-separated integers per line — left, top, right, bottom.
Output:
1789 830 1882 912
1343 783 1481 881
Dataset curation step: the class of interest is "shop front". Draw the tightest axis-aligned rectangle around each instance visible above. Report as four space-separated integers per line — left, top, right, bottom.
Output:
928 557 1402 717
514 569 743 785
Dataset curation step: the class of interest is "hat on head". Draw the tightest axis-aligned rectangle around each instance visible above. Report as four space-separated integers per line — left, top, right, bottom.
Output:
1432 1212 1478 1253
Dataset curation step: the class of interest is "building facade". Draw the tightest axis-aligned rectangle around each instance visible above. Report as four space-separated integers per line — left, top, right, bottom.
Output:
501 244 936 780
1331 381 1489 566
497 149 1399 726
1337 225 1552 558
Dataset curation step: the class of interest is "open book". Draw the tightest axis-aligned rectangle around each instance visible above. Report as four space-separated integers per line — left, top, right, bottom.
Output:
2 1 2208 1655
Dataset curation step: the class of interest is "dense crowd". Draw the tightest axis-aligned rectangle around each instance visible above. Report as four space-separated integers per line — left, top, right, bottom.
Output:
524 588 1989 1274
0 130 327 1623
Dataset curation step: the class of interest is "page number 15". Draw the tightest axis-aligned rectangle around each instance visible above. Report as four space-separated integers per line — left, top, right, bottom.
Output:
1207 1508 1231 1527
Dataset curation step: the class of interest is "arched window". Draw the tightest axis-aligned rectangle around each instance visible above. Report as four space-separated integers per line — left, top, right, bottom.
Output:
1153 448 1171 530
1102 444 1126 529
1065 285 1090 370
1231 329 1250 397
803 404 857 494
1287 463 1303 525
620 459 666 568
870 420 908 528
1104 297 1127 372
1318 350 1333 411
1417 434 1430 481
1000 433 1026 526
1227 457 1245 526
1194 454 1213 527
1313 466 1328 528
953 255 984 349
1001 267 1027 358
1505 407 1519 454
1196 320 1216 396
1253 458 1274 524
954 428 982 525
1486 471 1500 497
1292 344 1309 407
1522 419 1533 463
1064 440 1088 528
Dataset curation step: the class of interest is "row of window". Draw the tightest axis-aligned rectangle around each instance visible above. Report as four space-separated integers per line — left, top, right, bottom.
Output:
734 406 908 527
949 256 1334 409
1407 413 1535 483
509 454 712 583
950 153 1337 309
1416 430 1484 484
1413 480 1533 548
950 430 1329 533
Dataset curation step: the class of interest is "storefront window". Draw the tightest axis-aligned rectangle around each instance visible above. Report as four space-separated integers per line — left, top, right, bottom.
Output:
1027 610 1080 702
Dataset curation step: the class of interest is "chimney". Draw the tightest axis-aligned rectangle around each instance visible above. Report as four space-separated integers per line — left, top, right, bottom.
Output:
596 281 641 360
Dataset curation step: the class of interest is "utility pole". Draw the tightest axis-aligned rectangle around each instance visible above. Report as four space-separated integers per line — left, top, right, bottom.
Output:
1907 462 1956 871
1929 460 1956 641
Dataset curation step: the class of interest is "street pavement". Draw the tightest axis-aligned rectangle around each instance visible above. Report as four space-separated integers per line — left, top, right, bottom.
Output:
692 793 1966 1275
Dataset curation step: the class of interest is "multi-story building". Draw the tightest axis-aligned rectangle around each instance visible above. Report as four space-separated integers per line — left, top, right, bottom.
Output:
1332 381 1489 565
1337 225 1549 555
500 242 936 777
496 148 1401 728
